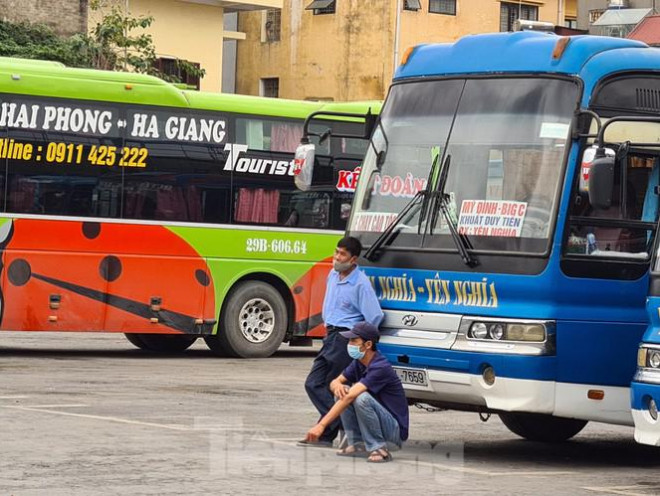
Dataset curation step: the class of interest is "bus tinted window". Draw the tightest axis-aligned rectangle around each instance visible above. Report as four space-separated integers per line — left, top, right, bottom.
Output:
121 138 230 224
6 128 123 218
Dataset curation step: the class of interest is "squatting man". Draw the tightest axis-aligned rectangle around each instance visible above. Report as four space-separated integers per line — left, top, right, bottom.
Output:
304 322 410 463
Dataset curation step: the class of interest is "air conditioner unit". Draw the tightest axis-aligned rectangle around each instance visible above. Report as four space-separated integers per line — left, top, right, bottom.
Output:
513 19 556 32
607 0 630 9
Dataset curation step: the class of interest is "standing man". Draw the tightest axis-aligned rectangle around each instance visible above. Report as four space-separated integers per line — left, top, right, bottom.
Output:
304 322 409 463
299 236 383 448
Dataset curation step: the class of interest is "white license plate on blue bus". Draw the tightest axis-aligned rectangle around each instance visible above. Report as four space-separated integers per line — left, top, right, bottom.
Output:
394 367 428 387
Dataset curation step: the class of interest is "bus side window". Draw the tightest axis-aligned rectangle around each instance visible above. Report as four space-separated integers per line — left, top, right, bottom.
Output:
121 133 228 224
565 151 655 257
234 187 280 224
236 118 304 153
6 129 122 218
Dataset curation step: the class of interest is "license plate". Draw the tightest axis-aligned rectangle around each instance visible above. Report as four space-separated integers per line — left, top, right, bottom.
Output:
394 367 428 387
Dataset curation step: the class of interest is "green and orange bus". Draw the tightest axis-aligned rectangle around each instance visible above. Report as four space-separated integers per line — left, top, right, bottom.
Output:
0 57 380 358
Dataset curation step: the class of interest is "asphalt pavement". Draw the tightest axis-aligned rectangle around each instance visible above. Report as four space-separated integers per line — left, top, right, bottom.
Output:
1 332 659 495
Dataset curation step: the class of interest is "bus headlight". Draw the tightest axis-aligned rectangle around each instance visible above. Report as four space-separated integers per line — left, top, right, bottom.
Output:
489 323 505 340
649 350 660 369
639 346 660 369
635 346 660 384
469 322 488 339
467 321 546 342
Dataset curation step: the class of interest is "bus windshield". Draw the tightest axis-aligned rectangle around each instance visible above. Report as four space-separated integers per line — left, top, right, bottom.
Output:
350 77 580 254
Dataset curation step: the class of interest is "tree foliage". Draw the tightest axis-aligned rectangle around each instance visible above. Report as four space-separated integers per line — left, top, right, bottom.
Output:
0 1 205 86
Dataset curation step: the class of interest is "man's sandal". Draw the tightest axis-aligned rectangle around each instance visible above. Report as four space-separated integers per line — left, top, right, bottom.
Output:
367 448 393 463
336 445 368 457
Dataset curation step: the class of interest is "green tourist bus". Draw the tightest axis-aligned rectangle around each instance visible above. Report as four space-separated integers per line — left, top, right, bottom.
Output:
0 57 381 358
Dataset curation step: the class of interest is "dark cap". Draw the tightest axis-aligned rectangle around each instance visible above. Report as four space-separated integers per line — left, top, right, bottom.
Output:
339 322 380 343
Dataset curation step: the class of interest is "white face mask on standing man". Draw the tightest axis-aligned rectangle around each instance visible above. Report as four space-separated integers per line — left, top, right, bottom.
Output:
332 245 357 274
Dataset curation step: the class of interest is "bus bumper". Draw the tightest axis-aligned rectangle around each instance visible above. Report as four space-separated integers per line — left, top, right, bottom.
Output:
400 368 556 413
631 381 660 446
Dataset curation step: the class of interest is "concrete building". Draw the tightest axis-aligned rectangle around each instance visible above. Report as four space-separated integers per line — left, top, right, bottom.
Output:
235 0 575 101
577 0 655 34
0 0 89 36
90 0 281 93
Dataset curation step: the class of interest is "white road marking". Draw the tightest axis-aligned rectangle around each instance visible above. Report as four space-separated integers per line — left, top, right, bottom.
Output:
0 395 28 399
0 405 193 431
584 486 655 496
20 404 89 408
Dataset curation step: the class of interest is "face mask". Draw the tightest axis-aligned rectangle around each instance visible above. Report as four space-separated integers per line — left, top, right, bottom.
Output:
347 344 365 360
333 260 353 272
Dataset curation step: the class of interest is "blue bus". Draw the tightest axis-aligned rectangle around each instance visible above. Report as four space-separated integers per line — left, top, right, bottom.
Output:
300 32 660 442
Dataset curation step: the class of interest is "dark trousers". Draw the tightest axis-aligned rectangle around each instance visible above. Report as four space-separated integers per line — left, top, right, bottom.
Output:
304 327 352 443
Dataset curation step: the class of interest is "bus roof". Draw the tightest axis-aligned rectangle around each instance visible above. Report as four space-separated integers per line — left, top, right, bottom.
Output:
0 57 381 118
395 32 660 106
182 91 324 119
396 32 649 80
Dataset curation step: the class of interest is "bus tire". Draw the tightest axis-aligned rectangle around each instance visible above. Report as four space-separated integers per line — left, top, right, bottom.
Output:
124 333 149 350
208 281 287 358
498 412 588 442
126 333 197 353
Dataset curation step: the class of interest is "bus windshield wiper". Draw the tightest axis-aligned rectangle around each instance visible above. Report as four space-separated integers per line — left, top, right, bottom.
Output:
428 154 478 267
364 189 425 262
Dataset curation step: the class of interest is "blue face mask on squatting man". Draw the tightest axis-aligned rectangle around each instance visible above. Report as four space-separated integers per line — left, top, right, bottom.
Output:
347 344 365 360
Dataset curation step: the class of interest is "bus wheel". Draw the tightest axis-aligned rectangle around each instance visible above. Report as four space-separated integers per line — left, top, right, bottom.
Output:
125 333 197 353
124 333 149 350
206 281 287 358
498 412 588 442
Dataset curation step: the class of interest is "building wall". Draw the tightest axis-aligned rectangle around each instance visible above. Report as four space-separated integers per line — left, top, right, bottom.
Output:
236 0 394 100
236 0 563 101
89 0 226 92
0 0 88 36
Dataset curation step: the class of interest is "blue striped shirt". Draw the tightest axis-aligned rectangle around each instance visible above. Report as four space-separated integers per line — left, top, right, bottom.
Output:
322 265 384 329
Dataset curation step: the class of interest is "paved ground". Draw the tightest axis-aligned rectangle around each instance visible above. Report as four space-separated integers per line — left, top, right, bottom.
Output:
1 332 659 495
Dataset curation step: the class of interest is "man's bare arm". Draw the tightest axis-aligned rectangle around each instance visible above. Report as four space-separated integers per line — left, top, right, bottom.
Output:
305 382 368 442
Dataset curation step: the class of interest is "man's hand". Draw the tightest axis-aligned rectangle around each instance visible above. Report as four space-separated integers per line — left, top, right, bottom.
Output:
305 423 325 442
330 379 349 399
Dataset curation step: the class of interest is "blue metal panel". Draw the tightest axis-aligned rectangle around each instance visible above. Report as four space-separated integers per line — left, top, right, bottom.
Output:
631 381 659 410
643 297 660 345
364 265 648 323
556 321 644 386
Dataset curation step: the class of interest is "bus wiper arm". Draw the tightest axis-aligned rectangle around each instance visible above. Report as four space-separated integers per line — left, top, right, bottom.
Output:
364 189 425 262
437 193 478 267
429 154 478 267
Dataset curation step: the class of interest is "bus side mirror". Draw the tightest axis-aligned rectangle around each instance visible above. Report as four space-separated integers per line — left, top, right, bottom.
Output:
294 142 316 191
588 151 615 210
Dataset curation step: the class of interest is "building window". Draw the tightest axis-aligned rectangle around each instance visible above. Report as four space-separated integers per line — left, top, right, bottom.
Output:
404 0 422 10
153 57 201 90
305 0 336 14
260 78 279 98
564 18 577 29
500 2 538 32
264 9 281 42
589 9 605 24
429 0 456 15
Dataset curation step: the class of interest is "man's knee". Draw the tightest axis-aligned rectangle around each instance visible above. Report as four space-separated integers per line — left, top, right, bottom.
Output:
354 392 375 409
